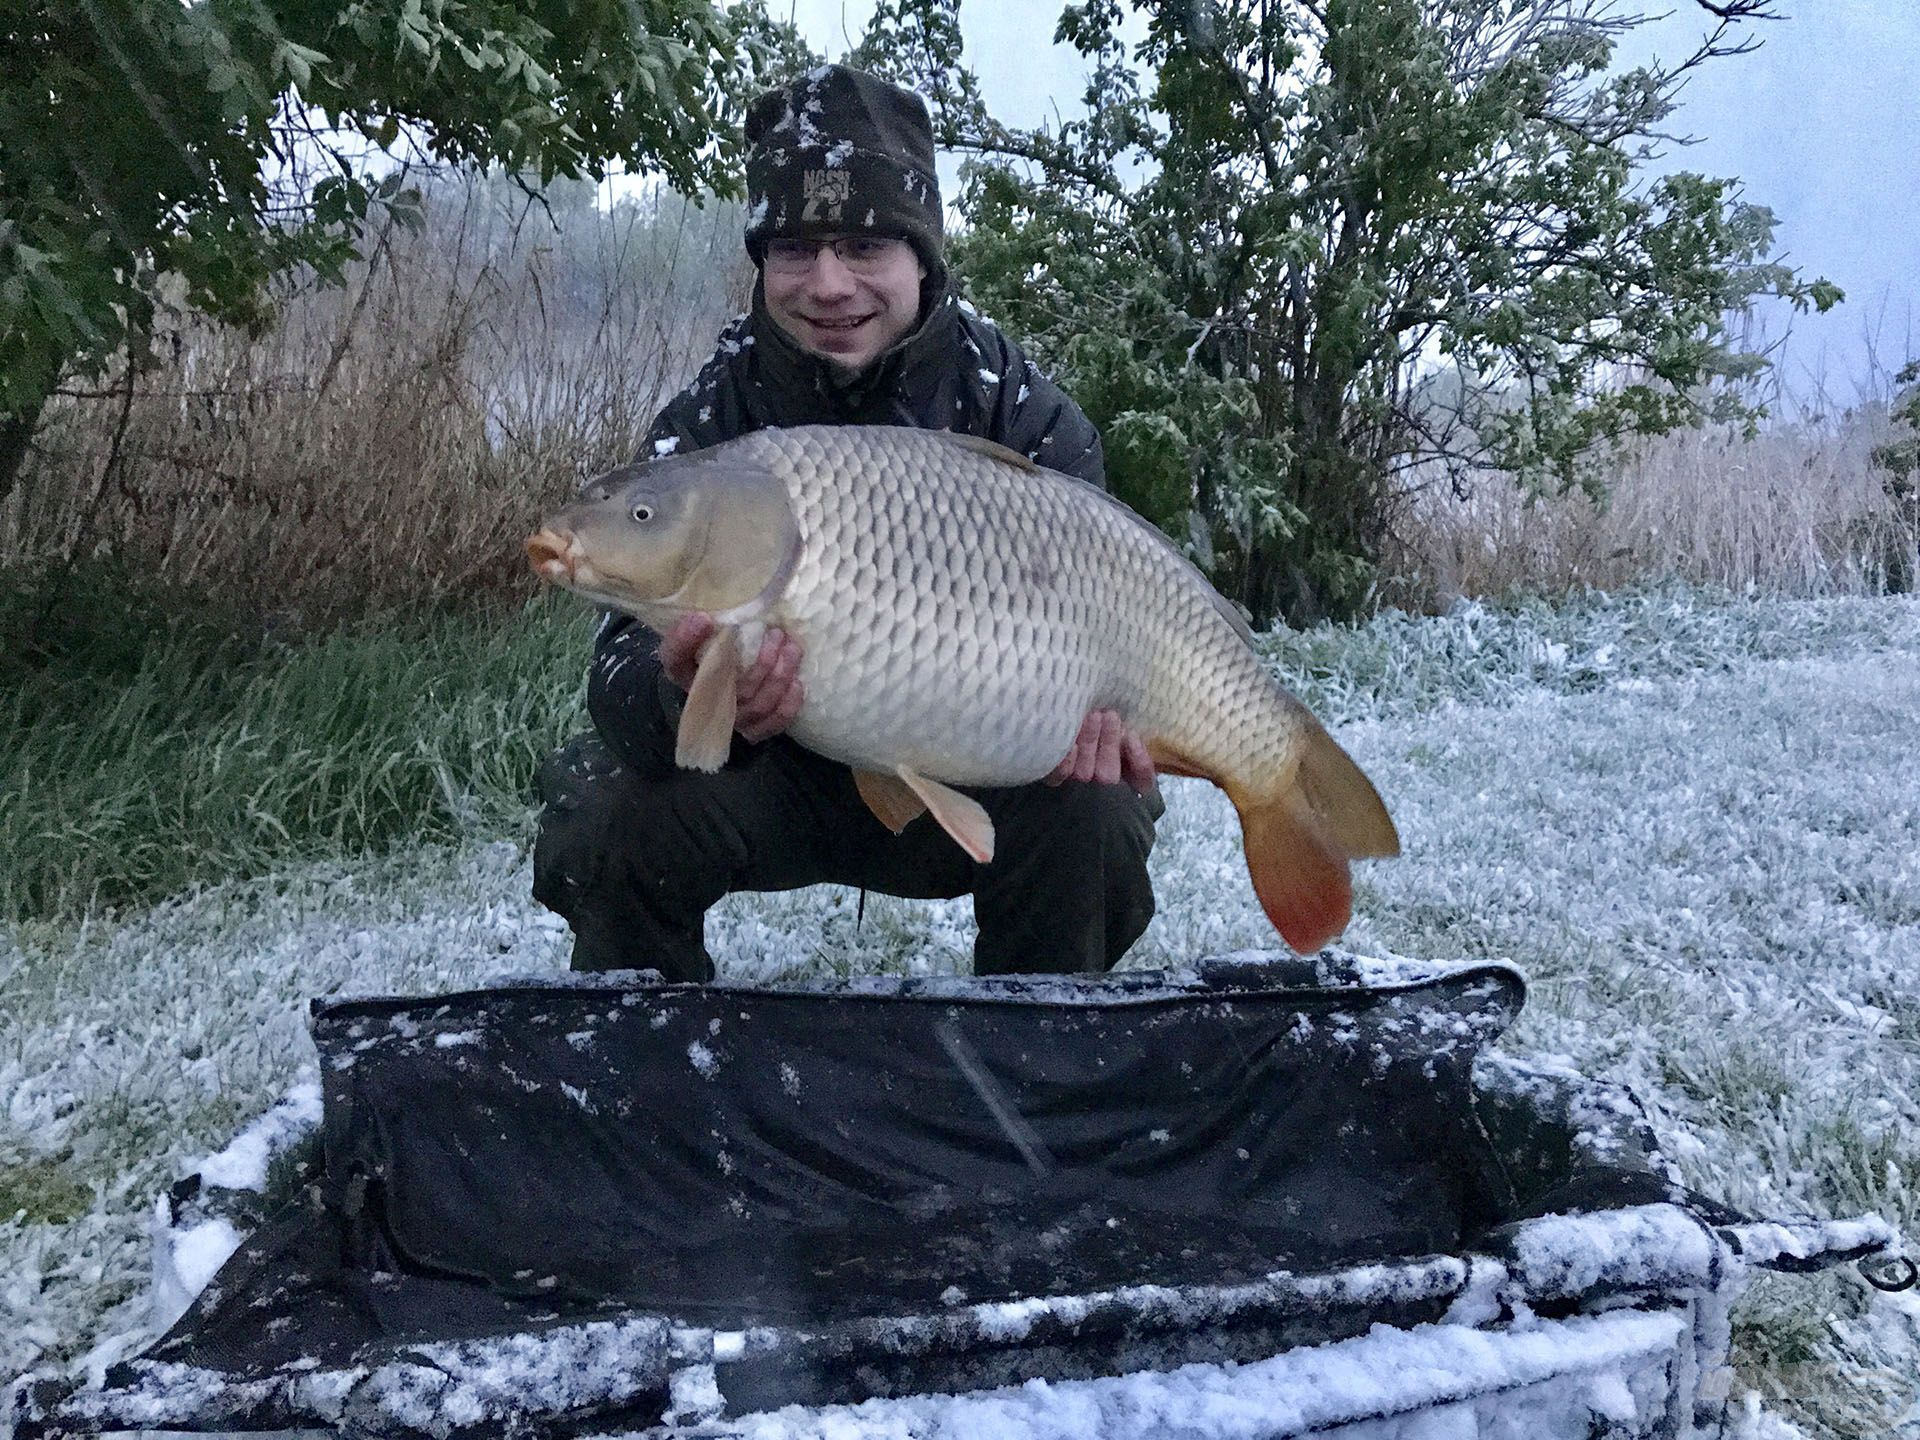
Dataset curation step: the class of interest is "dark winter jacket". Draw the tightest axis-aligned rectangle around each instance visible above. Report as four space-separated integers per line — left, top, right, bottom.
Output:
587 282 1106 782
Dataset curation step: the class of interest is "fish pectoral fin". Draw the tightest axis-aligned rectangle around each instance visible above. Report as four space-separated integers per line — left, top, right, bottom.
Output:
896 768 995 864
854 769 928 834
675 626 741 772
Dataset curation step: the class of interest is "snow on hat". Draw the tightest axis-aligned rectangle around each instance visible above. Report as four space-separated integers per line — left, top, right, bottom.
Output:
744 65 943 269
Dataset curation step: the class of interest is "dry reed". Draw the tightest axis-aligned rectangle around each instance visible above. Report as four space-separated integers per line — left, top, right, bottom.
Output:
1385 399 1916 610
1 176 751 631
5 173 1913 626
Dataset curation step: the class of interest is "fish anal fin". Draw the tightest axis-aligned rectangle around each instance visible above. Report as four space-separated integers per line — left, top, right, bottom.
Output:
1232 785 1354 955
855 769 928 834
676 626 740 772
897 768 995 864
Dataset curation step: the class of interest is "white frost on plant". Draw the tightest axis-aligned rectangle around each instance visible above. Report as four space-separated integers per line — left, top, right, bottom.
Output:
4 589 1917 1429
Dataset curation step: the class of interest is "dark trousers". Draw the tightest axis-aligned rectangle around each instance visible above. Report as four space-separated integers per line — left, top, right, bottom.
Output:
532 732 1162 982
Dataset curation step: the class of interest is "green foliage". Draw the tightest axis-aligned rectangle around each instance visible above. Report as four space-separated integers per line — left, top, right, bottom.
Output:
864 0 1838 624
0 1156 95 1225
0 0 775 493
0 564 594 922
1871 361 1920 492
1869 359 1920 591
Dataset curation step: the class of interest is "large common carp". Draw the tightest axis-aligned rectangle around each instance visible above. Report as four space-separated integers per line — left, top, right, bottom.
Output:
527 425 1398 953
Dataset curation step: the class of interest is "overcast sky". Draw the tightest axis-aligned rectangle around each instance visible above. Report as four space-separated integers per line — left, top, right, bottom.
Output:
781 0 1919 407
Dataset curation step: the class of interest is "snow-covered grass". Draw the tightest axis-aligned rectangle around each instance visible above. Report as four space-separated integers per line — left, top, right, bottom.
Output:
3 585 1916 1437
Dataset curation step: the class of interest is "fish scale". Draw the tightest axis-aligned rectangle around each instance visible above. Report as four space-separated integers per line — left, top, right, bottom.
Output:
748 425 1288 789
528 424 1399 952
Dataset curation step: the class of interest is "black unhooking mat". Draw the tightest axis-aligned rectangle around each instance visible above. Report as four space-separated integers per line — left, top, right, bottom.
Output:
148 960 1533 1380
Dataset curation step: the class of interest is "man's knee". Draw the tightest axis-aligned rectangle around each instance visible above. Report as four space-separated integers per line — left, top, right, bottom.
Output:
531 733 627 917
534 736 743 914
1077 782 1162 948
972 780 1163 975
534 733 745 979
995 778 1163 862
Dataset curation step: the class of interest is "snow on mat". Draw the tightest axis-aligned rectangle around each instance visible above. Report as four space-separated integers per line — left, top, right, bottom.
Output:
699 1310 1688 1440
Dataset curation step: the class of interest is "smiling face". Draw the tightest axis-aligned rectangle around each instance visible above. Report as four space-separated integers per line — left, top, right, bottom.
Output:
760 235 927 374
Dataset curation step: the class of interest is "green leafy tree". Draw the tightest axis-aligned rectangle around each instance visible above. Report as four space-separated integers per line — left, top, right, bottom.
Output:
1869 360 1920 592
862 0 1839 623
0 0 782 504
1872 361 1920 493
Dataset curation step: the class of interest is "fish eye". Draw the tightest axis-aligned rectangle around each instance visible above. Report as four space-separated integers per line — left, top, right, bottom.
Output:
631 503 655 524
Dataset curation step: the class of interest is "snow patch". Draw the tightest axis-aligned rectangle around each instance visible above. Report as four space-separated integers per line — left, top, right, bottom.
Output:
192 1077 320 1192
149 1210 241 1334
724 1310 1687 1440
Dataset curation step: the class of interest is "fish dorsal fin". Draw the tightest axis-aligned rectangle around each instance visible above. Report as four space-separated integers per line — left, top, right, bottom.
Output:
896 767 995 863
676 627 741 772
938 429 1256 651
941 432 1040 472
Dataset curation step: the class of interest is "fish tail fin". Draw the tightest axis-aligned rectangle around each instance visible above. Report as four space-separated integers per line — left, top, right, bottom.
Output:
1230 785 1353 955
1228 721 1399 954
1296 716 1401 862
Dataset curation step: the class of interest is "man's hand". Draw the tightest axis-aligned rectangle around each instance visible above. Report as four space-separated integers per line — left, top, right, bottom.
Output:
659 614 806 744
1047 710 1156 795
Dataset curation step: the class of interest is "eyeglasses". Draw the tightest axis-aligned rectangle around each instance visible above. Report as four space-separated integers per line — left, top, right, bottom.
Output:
763 234 911 275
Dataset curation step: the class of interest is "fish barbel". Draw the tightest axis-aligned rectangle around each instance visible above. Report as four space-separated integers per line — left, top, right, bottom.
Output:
527 425 1398 953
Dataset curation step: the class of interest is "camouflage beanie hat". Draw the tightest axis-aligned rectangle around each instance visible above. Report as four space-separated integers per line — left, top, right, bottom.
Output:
744 66 943 270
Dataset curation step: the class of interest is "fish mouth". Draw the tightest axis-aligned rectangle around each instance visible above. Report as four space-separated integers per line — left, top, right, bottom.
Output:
526 528 578 584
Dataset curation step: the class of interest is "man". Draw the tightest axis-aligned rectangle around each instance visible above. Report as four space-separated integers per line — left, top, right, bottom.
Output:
532 65 1161 983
